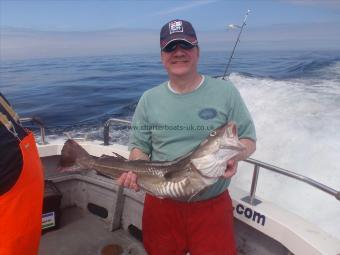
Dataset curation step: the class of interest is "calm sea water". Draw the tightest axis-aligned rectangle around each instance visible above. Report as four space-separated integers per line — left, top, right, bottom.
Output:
1 50 340 239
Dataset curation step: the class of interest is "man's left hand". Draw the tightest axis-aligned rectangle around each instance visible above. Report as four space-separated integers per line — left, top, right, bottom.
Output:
223 159 238 178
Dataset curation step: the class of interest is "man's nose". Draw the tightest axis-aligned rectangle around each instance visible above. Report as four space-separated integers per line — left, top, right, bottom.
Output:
173 45 186 55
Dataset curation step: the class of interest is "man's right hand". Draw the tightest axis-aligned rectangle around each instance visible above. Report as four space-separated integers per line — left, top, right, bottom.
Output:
117 171 140 192
117 148 148 192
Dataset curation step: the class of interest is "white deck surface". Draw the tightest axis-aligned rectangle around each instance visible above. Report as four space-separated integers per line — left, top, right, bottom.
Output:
39 207 147 255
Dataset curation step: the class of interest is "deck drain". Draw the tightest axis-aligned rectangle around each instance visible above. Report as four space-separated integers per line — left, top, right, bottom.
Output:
100 244 123 255
128 224 143 242
87 203 108 218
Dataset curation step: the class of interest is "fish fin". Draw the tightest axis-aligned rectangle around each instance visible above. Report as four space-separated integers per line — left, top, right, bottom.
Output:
100 154 112 158
96 171 116 179
97 157 126 166
163 156 191 180
187 186 210 202
185 163 217 202
56 165 83 173
163 166 190 180
59 139 93 171
111 152 127 160
99 152 127 160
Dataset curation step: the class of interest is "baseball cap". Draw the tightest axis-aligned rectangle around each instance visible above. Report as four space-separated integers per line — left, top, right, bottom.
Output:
160 19 198 50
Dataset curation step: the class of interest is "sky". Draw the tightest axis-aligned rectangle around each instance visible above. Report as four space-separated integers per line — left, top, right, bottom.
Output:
1 0 340 60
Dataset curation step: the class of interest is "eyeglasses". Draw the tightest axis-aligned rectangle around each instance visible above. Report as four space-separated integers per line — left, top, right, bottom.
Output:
162 41 196 53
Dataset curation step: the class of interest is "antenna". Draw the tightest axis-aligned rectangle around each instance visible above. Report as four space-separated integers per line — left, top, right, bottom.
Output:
222 9 251 80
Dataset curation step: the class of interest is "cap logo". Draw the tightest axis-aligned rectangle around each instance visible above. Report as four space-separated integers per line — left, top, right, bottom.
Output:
169 20 183 34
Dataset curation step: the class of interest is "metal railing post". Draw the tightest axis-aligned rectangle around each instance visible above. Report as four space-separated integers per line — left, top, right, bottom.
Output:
20 117 46 144
241 162 262 206
103 125 110 146
249 164 260 204
103 118 131 145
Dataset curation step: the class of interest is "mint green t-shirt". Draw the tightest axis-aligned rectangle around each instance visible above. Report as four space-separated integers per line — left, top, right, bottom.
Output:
129 76 256 200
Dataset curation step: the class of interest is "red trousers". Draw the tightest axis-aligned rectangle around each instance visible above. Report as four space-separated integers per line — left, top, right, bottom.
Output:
142 191 237 255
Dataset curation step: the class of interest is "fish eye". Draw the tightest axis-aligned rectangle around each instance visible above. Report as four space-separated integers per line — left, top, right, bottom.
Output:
210 131 217 136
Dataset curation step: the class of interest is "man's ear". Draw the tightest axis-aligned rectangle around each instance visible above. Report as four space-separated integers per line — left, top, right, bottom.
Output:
160 51 165 65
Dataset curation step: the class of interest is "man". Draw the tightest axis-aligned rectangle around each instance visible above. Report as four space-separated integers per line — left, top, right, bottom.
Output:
0 93 44 255
119 19 256 255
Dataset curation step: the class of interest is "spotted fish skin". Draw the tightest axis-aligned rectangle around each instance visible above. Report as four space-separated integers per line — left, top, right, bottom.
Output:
59 122 245 201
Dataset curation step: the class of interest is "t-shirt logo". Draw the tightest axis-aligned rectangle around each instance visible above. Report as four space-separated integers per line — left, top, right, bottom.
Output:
169 21 183 34
198 108 217 120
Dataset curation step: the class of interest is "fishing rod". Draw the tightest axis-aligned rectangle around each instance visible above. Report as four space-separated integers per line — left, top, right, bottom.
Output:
222 9 251 80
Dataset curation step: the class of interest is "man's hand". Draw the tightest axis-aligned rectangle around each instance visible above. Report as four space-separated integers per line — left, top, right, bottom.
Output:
223 159 238 178
221 138 255 179
117 147 149 192
117 171 140 192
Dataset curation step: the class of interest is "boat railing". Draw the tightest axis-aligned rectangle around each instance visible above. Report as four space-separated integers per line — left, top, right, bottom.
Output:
20 117 46 144
243 158 340 205
103 117 131 145
103 117 340 205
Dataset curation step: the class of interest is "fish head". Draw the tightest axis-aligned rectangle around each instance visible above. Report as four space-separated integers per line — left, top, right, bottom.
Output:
191 122 245 178
217 122 245 151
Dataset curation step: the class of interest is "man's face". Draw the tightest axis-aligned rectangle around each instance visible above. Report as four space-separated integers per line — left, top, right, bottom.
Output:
161 41 199 78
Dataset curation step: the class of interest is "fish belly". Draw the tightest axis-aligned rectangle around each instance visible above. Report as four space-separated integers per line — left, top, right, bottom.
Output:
137 171 217 201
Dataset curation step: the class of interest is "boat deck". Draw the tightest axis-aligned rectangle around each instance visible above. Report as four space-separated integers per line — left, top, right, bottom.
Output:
38 206 288 255
39 206 147 255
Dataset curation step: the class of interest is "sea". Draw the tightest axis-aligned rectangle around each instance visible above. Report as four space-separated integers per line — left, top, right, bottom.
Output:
1 50 340 240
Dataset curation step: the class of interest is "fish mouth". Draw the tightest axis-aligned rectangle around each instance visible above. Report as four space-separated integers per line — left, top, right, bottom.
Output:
218 123 244 150
220 137 245 150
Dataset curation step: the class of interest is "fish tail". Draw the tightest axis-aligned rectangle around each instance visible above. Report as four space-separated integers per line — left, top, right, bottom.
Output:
58 139 93 172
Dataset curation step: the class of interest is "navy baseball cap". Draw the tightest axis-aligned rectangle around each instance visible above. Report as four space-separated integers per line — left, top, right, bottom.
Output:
160 19 198 50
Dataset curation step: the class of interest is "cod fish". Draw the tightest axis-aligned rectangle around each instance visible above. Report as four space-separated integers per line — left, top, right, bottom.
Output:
59 122 245 201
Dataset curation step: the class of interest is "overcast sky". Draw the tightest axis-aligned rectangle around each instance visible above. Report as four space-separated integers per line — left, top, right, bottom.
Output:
1 0 340 60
